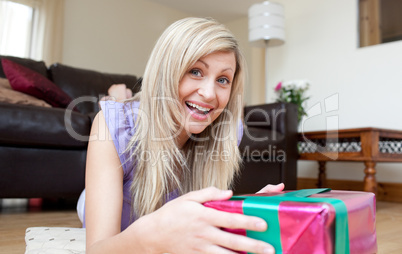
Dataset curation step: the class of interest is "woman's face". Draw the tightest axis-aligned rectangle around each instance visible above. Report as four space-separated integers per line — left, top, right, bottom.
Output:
177 51 236 143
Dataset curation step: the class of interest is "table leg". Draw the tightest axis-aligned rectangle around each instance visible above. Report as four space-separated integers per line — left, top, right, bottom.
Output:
364 161 377 194
317 161 327 188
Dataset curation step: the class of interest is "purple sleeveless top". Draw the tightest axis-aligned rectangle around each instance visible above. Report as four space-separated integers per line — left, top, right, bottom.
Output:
85 100 243 231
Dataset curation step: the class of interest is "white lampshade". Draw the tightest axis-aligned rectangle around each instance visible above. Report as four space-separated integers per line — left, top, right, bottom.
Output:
248 1 285 47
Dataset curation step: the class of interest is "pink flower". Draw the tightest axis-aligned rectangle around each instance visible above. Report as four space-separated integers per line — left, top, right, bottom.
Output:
275 82 282 91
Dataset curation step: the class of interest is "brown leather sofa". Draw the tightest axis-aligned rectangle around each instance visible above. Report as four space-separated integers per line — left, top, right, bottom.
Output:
0 55 140 199
0 55 298 199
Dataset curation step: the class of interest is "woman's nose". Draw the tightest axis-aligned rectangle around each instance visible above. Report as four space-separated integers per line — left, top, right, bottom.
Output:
197 79 215 101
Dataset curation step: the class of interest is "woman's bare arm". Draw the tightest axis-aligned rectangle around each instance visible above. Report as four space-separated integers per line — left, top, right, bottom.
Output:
85 112 137 253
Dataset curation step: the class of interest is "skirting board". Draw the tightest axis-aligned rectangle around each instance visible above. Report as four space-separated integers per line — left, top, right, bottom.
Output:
297 177 402 203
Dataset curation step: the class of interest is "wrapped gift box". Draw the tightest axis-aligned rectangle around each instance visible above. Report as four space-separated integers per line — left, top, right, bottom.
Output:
204 188 377 254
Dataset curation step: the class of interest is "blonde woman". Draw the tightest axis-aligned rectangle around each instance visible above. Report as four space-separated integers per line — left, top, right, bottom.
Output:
81 17 283 254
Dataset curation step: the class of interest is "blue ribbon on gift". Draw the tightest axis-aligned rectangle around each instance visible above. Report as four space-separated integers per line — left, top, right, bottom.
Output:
231 188 349 254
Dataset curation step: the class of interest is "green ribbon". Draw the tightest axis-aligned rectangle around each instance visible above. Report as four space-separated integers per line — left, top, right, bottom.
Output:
231 188 349 254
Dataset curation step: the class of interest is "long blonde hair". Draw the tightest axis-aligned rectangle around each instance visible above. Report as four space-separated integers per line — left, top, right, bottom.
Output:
127 17 245 218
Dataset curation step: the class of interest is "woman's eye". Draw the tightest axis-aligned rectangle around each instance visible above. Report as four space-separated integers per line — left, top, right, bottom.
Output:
190 69 202 77
217 77 230 85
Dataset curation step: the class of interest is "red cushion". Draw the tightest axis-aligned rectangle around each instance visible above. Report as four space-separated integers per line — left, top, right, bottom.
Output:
1 58 72 108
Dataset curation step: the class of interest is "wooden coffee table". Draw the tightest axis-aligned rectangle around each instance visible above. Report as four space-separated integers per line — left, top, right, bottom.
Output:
298 127 402 194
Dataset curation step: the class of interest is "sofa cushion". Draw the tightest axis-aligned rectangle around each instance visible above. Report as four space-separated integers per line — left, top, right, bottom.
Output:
0 102 90 148
0 55 48 79
2 59 73 108
49 63 140 114
0 78 51 108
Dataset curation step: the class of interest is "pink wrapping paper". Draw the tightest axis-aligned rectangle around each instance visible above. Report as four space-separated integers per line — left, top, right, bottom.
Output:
204 190 377 254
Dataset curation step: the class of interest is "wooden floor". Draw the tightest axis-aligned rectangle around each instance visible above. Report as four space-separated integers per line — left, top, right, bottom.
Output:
375 201 402 253
1 201 401 253
0 207 82 254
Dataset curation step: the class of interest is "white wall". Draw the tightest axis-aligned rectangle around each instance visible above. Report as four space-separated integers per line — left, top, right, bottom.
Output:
62 0 188 76
268 0 402 183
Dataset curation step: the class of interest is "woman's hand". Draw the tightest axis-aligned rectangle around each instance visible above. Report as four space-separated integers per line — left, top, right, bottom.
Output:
256 183 285 194
135 187 275 254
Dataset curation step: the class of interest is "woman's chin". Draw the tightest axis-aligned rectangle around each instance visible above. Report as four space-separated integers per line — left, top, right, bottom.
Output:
185 124 209 135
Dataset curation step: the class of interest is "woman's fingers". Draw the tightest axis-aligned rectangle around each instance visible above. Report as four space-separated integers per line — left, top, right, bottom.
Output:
183 187 268 232
184 186 233 203
153 187 276 254
208 227 275 254
205 208 267 232
257 183 285 194
202 244 239 254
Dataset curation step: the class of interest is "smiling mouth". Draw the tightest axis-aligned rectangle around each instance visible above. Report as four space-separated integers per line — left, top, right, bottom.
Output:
185 101 213 115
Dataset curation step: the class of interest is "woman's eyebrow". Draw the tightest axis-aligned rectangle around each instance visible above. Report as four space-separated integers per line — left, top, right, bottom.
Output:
222 67 234 73
198 59 209 69
198 60 234 73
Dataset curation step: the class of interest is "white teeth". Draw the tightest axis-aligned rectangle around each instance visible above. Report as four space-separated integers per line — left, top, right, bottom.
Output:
187 102 211 112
